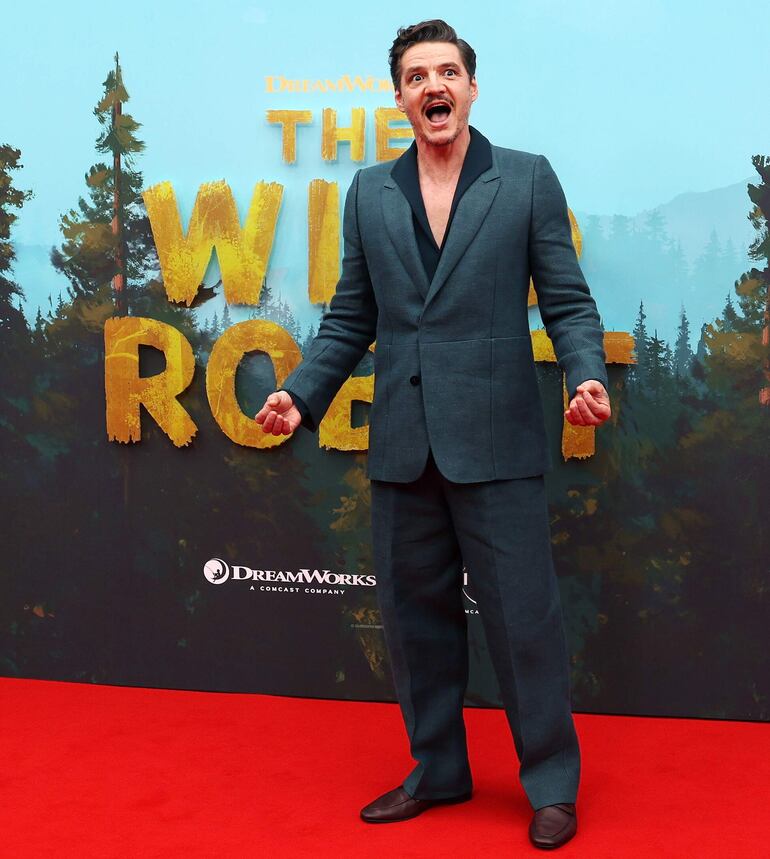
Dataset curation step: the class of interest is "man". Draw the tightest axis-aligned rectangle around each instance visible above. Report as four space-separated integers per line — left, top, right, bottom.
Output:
255 19 611 850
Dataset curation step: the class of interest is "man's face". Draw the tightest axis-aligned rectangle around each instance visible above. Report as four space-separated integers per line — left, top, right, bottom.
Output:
395 41 478 147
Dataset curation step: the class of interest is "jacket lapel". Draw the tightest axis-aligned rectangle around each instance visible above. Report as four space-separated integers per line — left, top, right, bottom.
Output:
423 150 501 311
381 176 431 300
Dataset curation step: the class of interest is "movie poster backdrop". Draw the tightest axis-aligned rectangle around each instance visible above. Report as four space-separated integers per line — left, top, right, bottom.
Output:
1 1 768 721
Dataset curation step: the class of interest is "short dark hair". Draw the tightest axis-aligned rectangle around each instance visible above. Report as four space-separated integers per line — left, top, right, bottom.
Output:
389 19 477 90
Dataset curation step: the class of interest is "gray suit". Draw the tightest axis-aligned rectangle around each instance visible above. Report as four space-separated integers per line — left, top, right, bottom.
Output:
281 131 607 810
282 137 608 482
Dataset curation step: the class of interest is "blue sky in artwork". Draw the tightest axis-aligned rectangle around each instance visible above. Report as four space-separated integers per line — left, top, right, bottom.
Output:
2 0 765 344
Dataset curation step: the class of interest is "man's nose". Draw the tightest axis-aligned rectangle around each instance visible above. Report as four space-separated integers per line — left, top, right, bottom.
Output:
424 73 447 93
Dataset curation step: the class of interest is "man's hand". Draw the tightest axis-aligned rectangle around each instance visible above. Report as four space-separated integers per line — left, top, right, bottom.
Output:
564 379 611 427
255 390 301 435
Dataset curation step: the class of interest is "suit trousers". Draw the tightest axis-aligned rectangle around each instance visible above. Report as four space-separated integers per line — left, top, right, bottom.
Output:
369 447 580 811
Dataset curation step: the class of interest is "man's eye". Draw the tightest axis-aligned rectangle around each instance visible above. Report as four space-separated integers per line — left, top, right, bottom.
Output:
445 69 456 76
412 74 423 82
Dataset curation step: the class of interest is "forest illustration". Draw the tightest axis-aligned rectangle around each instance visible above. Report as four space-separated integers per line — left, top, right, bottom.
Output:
1 56 768 720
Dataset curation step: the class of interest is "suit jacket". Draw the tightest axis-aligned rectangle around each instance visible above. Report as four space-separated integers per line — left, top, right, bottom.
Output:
281 131 609 483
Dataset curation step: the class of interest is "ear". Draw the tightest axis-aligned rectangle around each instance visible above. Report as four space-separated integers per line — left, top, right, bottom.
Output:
394 88 405 112
470 76 478 102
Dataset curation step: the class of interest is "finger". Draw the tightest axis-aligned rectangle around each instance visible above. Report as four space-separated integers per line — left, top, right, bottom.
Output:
272 415 286 436
264 392 284 413
256 394 280 423
262 411 277 433
569 398 586 426
576 395 601 425
581 388 611 418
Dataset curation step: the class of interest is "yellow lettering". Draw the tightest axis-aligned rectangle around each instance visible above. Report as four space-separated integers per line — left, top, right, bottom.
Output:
104 316 197 447
336 74 374 92
319 346 375 450
321 108 365 162
530 329 634 459
206 320 302 447
375 107 414 161
143 179 283 306
266 109 313 163
308 179 340 305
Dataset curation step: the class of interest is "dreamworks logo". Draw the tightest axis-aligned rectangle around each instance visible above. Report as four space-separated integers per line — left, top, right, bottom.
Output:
203 558 230 584
203 558 376 588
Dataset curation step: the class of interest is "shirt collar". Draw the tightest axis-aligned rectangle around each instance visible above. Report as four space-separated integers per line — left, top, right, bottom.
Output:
391 125 492 193
390 125 493 249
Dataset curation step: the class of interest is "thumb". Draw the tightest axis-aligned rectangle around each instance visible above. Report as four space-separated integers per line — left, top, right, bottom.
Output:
268 390 292 412
577 379 605 396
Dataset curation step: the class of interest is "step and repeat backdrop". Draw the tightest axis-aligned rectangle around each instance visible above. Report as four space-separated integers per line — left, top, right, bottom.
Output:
1 1 768 720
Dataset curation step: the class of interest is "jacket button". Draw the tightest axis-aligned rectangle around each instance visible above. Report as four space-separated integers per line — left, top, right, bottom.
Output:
410 374 421 385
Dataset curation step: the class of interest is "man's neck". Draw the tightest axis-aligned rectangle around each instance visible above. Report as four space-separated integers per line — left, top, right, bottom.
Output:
415 126 471 184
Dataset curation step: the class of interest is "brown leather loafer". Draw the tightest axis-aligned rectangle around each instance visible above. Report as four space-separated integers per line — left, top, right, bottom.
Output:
528 802 577 849
360 785 472 823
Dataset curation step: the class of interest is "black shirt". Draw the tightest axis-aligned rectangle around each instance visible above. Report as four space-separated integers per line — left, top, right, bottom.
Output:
390 124 493 283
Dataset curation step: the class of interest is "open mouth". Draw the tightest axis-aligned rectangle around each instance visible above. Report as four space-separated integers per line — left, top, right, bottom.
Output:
424 101 452 125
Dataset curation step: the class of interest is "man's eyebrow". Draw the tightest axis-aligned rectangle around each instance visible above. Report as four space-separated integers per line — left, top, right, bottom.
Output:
404 61 462 75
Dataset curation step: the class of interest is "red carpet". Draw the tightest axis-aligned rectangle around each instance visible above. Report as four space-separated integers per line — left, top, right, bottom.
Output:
0 678 767 857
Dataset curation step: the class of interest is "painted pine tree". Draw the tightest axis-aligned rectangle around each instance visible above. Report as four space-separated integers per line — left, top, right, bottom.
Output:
97 53 144 314
0 143 35 504
0 145 32 340
745 156 770 404
630 300 649 389
646 328 672 403
673 305 694 378
51 53 149 315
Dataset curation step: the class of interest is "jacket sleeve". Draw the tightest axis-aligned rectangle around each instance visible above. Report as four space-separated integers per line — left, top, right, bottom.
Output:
279 168 378 432
528 154 609 401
